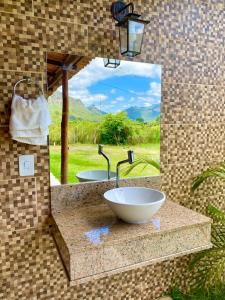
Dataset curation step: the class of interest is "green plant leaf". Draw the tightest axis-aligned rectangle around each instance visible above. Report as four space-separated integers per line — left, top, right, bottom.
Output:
123 157 160 176
169 287 188 300
212 225 225 247
207 205 225 224
187 202 225 290
189 248 225 290
169 284 225 300
191 163 225 192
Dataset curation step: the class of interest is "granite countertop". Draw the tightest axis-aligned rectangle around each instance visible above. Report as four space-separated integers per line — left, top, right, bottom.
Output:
53 201 210 250
51 199 212 285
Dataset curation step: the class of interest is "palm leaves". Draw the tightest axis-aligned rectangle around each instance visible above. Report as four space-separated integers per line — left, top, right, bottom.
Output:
169 204 225 300
188 204 225 290
191 162 225 192
123 157 160 176
169 163 225 300
190 161 225 288
207 205 225 224
189 161 225 292
169 284 225 300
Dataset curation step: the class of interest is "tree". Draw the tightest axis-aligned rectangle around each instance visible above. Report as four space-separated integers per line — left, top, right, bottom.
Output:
136 117 144 123
99 112 133 145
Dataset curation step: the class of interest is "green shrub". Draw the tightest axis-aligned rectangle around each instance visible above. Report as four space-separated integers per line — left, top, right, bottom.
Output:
128 122 160 145
136 117 144 123
49 121 101 145
168 204 225 300
170 284 225 300
49 116 160 146
99 112 133 145
49 124 61 145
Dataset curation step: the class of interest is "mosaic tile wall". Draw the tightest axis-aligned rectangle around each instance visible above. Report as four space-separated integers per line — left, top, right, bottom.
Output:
0 0 224 299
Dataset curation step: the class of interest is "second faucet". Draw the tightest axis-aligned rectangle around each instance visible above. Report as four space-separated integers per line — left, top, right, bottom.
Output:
116 150 134 188
98 144 134 186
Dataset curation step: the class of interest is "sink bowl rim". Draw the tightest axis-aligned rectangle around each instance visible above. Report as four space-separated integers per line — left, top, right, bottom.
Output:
76 170 117 182
104 187 166 206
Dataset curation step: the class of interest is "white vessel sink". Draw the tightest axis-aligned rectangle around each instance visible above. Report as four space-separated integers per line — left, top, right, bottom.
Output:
104 187 166 224
76 170 116 183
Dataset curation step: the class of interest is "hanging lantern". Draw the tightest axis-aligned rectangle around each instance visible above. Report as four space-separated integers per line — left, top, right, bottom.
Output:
111 1 149 57
103 58 121 68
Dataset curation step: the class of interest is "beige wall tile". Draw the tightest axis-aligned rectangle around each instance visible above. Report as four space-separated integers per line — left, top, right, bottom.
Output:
0 0 224 298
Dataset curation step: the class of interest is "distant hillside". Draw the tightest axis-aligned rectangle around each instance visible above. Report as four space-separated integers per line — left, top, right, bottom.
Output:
48 91 160 123
123 104 160 122
88 104 106 116
48 91 104 123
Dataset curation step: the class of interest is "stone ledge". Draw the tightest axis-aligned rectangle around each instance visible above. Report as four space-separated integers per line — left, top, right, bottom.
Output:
52 200 211 285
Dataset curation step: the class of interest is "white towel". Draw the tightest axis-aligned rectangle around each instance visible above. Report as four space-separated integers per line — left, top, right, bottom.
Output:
9 94 51 145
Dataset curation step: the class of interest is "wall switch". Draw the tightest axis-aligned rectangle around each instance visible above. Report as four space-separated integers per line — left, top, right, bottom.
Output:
19 155 35 176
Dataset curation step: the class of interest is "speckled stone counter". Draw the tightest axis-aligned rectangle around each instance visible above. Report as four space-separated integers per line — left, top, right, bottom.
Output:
51 178 211 285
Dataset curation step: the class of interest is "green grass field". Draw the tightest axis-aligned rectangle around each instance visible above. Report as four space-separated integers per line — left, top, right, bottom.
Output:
50 143 160 183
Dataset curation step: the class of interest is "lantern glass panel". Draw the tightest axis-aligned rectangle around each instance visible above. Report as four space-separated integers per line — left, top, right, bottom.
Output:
103 58 120 68
128 20 145 56
119 23 128 55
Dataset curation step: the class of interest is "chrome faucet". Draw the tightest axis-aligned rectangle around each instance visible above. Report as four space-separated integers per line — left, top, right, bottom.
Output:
116 150 134 188
98 144 111 180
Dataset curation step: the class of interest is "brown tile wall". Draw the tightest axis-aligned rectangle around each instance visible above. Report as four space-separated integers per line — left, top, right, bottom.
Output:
0 0 224 299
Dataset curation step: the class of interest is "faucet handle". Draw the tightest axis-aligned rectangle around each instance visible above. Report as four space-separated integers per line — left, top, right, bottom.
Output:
128 150 134 164
98 144 103 154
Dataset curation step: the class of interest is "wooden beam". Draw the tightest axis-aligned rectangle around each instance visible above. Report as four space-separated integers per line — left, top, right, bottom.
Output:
47 55 92 97
47 58 77 70
47 56 81 94
61 69 69 184
47 59 63 67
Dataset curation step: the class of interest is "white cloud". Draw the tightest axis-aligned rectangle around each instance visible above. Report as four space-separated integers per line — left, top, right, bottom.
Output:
127 81 161 106
136 95 159 105
67 57 161 97
55 57 161 107
69 89 107 105
115 96 125 102
144 102 152 107
148 82 161 97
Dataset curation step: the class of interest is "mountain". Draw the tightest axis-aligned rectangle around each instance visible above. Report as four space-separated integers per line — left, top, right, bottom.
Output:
87 105 106 116
48 91 160 123
123 104 160 122
48 91 104 123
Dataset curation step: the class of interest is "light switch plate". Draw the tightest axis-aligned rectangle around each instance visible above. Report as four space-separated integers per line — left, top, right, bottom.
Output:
19 155 35 176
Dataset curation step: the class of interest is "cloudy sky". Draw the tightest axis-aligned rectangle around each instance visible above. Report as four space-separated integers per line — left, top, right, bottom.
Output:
57 57 161 113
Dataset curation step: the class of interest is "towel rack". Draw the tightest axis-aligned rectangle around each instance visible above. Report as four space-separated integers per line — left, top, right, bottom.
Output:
13 76 44 97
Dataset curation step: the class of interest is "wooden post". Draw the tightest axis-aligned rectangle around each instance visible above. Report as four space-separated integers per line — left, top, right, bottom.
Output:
61 69 69 184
